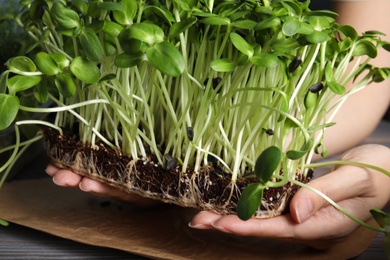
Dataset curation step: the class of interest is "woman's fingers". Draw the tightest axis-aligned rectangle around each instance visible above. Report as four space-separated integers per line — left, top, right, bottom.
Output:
49 167 83 188
290 165 371 223
45 164 159 206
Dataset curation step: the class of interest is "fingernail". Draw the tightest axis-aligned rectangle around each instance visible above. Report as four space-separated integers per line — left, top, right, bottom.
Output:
79 182 88 192
52 177 59 186
188 222 210 229
296 197 313 223
210 222 232 233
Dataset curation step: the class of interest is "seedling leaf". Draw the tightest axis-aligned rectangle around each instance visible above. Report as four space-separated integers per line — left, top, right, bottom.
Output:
255 146 282 183
7 75 41 94
36 52 61 76
70 57 101 84
370 208 390 228
353 40 377 58
113 0 137 25
237 183 264 220
115 52 144 68
169 18 197 38
78 27 104 62
230 32 254 58
9 56 36 73
211 59 235 72
146 42 185 77
283 17 301 37
286 139 314 160
251 53 279 68
0 94 19 130
55 73 76 98
127 23 165 45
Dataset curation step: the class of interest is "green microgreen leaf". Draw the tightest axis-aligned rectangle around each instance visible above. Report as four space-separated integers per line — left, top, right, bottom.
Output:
251 53 280 68
35 52 61 76
286 139 314 160
304 91 318 109
72 0 89 15
237 183 264 221
145 6 175 24
114 52 145 68
308 122 336 132
34 84 49 103
99 74 117 82
54 73 76 98
200 16 231 25
255 146 282 183
113 0 137 25
0 219 9 226
8 56 36 73
51 2 80 29
97 1 123 11
50 53 69 69
271 38 300 53
70 57 101 84
370 208 390 228
0 94 19 130
353 40 378 58
118 28 143 54
230 32 254 58
231 19 257 30
146 42 185 77
254 17 281 30
305 30 331 44
210 59 235 72
282 17 301 37
0 72 7 94
126 23 165 45
7 75 41 95
307 16 330 31
337 25 358 41
325 63 346 94
371 68 390 83
78 27 104 62
169 17 197 38
103 21 124 37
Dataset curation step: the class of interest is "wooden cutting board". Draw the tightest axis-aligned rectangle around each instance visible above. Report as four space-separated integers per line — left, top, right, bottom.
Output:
0 179 377 259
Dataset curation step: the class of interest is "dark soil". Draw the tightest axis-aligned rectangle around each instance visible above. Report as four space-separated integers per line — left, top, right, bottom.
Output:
42 128 312 218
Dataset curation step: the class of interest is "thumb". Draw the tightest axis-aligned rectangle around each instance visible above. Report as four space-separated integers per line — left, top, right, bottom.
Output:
289 165 370 223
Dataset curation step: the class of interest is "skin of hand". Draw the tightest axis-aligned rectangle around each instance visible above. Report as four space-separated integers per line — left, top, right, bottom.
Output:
189 144 390 249
45 164 158 207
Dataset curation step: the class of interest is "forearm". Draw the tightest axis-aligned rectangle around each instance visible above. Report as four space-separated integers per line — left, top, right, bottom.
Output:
315 1 390 158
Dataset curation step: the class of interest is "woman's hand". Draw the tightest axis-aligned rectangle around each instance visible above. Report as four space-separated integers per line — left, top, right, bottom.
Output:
189 144 390 249
45 164 158 207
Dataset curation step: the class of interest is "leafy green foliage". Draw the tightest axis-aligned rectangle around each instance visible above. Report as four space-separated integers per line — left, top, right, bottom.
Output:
255 146 282 184
146 42 185 77
0 94 19 130
237 183 264 221
70 57 101 84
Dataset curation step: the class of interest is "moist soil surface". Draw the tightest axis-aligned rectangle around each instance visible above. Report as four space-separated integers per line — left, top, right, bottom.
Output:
43 128 312 218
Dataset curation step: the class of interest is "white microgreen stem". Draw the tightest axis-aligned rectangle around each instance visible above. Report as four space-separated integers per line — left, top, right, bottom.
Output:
16 120 63 135
306 160 390 178
289 44 321 109
0 125 21 187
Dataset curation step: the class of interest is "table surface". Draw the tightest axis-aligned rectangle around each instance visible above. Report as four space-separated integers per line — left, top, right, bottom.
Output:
0 120 389 260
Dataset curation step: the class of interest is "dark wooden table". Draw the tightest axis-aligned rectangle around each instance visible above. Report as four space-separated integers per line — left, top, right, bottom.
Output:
0 120 389 259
